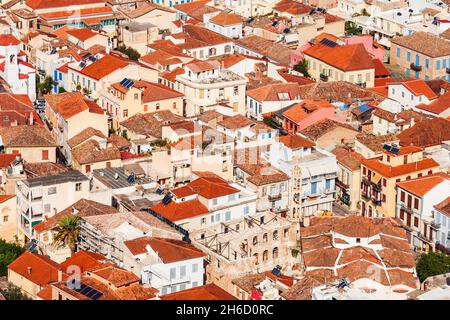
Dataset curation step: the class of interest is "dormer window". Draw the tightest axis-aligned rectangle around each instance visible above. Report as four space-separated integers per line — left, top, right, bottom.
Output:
356 238 361 244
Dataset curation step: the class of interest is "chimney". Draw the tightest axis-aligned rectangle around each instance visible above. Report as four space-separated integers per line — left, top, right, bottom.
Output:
58 269 63 282
27 267 32 274
29 112 33 126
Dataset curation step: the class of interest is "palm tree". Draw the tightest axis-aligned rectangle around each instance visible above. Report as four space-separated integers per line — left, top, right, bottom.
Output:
53 215 81 255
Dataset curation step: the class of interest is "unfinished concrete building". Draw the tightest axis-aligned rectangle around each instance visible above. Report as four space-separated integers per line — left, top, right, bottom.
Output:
191 211 299 294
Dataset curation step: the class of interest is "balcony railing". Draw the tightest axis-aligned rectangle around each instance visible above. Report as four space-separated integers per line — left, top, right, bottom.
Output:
417 232 433 244
268 193 282 201
410 63 422 72
361 193 371 201
335 179 349 189
319 73 328 82
430 221 441 230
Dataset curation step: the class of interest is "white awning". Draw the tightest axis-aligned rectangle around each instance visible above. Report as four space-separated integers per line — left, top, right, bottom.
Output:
31 204 43 216
31 188 42 199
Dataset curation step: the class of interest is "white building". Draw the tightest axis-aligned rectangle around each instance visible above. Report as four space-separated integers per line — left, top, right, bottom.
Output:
432 197 450 254
123 236 205 295
16 170 90 242
0 34 36 101
396 173 450 252
151 172 258 232
265 135 338 218
176 60 247 116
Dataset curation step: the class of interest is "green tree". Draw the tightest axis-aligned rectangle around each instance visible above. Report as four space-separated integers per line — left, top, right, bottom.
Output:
293 59 310 78
37 76 54 95
345 21 363 36
53 215 81 255
121 129 130 141
0 239 24 277
416 252 450 282
117 45 141 61
0 284 31 300
58 86 66 93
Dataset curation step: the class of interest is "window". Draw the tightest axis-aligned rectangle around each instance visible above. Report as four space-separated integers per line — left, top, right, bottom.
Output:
262 250 268 261
173 102 177 109
414 217 419 227
192 282 198 288
253 236 258 245
180 266 186 278
75 183 82 191
414 198 419 210
284 228 289 238
134 93 139 100
123 109 128 118
311 182 318 194
156 103 160 110
192 263 198 273
3 215 8 223
263 233 268 242
407 51 411 62
201 217 206 225
44 204 51 212
243 206 249 215
211 215 215 223
228 194 236 201
215 213 220 222
48 187 56 195
273 230 278 240
225 211 231 221
42 150 49 161
233 86 239 96
273 247 279 259
170 268 176 280
86 165 91 173
212 198 218 206
436 60 441 70
179 284 186 291
396 48 400 57
382 179 386 187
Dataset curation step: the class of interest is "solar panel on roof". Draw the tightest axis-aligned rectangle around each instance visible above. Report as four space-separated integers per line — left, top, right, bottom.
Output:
80 286 93 295
25 239 37 252
383 144 392 152
391 147 399 154
91 291 103 300
79 61 86 68
74 284 87 292
120 78 129 86
125 80 134 89
86 289 100 299
320 38 337 47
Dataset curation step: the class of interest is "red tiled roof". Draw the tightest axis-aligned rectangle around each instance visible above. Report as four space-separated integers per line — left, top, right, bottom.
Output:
187 174 239 199
362 157 439 178
398 118 450 148
151 199 209 222
390 79 438 100
26 0 105 10
0 194 15 203
133 81 184 102
160 283 237 300
60 250 106 273
124 237 205 263
372 58 391 77
396 172 449 197
44 92 97 120
279 134 315 149
304 43 374 71
71 54 128 80
246 82 302 102
0 34 20 46
434 197 450 217
416 91 450 115
8 251 63 286
209 12 243 26
66 28 100 41
0 153 20 168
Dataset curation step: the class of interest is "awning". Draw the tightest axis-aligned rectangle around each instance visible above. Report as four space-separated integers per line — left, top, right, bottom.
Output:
372 173 382 184
31 188 42 199
31 204 43 217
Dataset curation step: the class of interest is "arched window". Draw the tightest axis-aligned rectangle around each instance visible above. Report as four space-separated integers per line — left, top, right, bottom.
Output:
253 253 258 264
253 236 258 245
273 230 278 240
263 233 268 243
262 250 268 261
273 247 279 259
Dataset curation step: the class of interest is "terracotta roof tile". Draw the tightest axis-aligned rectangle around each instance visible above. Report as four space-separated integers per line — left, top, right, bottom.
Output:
416 91 450 115
209 12 243 26
124 237 205 263
398 118 450 148
434 197 450 217
304 43 374 71
300 119 356 140
0 125 56 147
235 35 292 66
72 140 121 165
391 32 450 58
279 134 315 149
160 283 237 300
246 82 302 102
151 199 209 222
67 127 106 148
71 54 128 80
8 251 63 286
362 157 439 178
396 172 449 197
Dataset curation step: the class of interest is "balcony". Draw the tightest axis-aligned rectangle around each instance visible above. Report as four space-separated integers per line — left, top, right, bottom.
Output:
361 193 371 201
372 198 382 206
417 232 433 244
410 63 422 72
335 179 349 190
268 193 282 201
319 73 328 82
430 221 441 230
